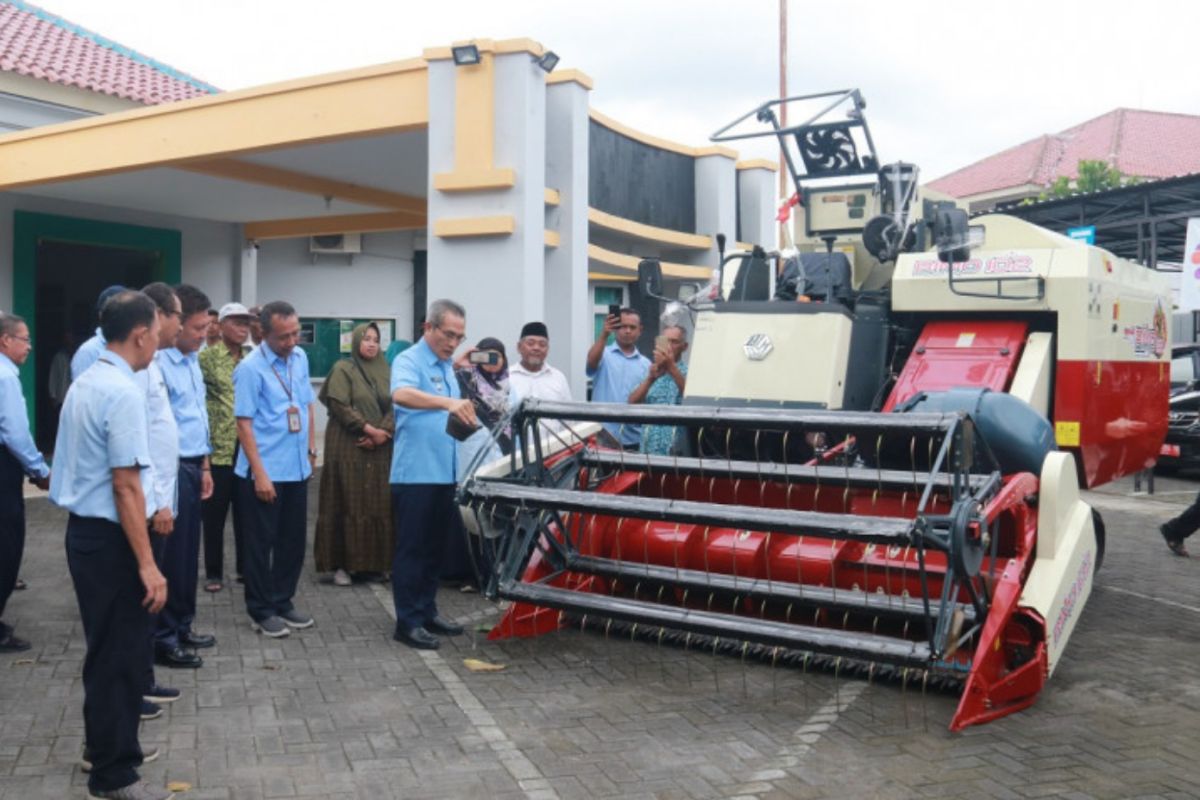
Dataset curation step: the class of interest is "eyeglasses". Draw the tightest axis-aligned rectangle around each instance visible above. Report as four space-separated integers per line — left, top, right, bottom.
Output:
3 334 30 344
435 326 467 343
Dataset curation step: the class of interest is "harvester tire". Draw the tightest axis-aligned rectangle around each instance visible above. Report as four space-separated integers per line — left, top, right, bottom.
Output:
1091 508 1106 572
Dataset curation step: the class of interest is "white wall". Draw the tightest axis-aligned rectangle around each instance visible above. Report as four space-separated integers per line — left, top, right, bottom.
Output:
255 230 417 338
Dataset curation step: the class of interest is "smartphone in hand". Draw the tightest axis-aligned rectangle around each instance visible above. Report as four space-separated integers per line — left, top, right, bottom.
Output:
469 350 499 366
654 334 669 352
608 303 621 319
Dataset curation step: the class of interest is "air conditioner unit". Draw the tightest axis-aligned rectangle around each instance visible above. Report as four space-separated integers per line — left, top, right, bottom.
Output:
309 233 362 255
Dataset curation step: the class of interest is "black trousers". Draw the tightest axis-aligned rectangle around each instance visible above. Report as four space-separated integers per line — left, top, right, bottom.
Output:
203 460 244 580
66 514 149 793
153 459 202 649
1163 493 1200 541
239 478 307 623
0 449 25 639
391 484 458 631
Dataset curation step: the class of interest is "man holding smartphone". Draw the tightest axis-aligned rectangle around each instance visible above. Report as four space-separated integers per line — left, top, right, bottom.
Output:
586 307 649 450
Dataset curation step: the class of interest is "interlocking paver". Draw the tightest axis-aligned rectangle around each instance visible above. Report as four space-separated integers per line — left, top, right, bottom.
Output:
2 474 1200 798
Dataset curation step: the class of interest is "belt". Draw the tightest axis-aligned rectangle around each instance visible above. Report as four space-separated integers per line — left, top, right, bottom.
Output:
179 455 205 465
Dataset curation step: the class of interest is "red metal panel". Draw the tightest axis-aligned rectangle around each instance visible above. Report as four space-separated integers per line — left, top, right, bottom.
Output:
884 321 1030 411
1053 359 1169 488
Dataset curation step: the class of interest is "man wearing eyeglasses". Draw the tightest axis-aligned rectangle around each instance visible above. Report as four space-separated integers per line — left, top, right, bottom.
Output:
586 307 650 450
0 313 49 653
388 299 475 650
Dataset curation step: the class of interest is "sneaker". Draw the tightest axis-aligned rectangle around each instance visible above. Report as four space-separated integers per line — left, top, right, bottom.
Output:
140 700 163 721
279 609 314 629
333 569 352 586
251 616 290 638
82 746 158 773
144 684 181 704
88 778 174 799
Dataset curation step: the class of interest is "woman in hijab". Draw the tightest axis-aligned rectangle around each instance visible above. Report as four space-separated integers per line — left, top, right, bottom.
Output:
314 323 394 586
447 337 519 587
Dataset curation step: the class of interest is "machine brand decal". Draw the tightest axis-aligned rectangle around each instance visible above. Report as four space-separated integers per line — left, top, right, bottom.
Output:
1052 550 1093 648
1054 421 1081 447
911 252 1034 277
743 334 774 361
1122 300 1168 358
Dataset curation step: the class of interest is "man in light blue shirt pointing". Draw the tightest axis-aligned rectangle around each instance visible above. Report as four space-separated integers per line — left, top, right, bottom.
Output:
0 312 49 654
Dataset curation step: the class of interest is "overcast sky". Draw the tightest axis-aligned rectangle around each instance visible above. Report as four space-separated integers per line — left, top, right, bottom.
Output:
35 0 1200 185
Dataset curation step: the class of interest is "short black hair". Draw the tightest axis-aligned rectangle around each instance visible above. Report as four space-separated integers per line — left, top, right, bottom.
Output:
207 308 219 318
141 282 178 316
618 307 641 323
174 284 211 318
0 312 25 337
100 290 157 343
260 300 297 334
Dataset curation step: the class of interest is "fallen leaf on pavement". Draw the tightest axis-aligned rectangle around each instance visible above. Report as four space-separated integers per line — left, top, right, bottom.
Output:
463 658 506 673
167 781 192 792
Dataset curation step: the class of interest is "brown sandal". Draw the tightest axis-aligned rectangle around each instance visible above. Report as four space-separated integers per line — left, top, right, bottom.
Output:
204 579 223 592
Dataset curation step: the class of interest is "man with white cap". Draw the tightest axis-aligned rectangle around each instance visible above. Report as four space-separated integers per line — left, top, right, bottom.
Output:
199 302 253 592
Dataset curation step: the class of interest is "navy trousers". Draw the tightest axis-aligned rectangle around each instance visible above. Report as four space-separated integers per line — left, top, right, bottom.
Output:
66 514 150 793
239 478 307 623
391 484 458 631
203 461 245 580
153 458 202 649
0 449 24 639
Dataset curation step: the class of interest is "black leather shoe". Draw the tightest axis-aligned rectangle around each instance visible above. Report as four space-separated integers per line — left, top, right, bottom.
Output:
393 626 440 650
0 633 31 653
180 631 216 649
426 616 464 636
155 646 203 668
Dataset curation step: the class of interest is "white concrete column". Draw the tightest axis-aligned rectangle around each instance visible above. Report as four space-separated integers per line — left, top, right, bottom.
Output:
737 165 779 249
543 77 591 400
426 47 547 351
237 234 258 305
694 154 737 266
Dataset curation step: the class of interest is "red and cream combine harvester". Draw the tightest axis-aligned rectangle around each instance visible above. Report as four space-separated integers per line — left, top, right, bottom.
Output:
457 91 1170 730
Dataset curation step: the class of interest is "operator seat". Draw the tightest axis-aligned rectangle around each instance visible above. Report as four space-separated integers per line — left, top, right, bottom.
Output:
728 253 772 302
775 252 853 306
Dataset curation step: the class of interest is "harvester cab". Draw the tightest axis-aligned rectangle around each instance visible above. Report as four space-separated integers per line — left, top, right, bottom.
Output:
457 90 1171 731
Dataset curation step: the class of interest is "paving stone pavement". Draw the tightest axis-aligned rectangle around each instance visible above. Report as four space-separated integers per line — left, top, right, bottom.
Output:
2 473 1200 799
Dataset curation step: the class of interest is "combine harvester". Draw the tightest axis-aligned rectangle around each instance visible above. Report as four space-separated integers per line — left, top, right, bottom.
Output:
457 90 1170 730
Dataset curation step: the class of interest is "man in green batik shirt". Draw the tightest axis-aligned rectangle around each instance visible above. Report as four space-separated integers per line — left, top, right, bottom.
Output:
198 302 253 592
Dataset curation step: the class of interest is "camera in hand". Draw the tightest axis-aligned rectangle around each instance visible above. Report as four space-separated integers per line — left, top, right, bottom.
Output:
469 350 500 366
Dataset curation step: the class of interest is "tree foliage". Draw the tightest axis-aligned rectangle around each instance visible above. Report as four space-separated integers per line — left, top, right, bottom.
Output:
1038 160 1141 200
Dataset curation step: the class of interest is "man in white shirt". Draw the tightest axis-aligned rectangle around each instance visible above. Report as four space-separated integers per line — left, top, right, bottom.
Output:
508 322 573 437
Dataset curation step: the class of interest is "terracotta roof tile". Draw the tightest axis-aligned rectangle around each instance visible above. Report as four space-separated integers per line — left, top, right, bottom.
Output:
929 109 1200 199
0 0 218 106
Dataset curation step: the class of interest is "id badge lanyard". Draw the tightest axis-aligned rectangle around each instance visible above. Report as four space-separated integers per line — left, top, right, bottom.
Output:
265 345 302 433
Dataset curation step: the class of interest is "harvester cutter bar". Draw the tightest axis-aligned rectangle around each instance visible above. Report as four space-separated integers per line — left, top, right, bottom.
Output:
465 482 919 547
580 450 992 492
519 399 958 436
563 552 978 625
499 580 933 668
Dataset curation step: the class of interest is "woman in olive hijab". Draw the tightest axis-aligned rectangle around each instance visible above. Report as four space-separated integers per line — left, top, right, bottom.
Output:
314 323 394 585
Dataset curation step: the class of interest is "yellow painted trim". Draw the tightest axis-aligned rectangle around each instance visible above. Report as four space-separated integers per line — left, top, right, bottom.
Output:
735 242 755 250
588 207 710 250
0 59 430 192
736 159 779 173
424 38 545 61
589 271 636 283
432 168 516 192
178 158 425 213
544 188 561 206
588 243 712 280
244 211 426 240
544 230 561 248
433 215 515 238
589 108 738 160
456 51 495 175
547 69 594 91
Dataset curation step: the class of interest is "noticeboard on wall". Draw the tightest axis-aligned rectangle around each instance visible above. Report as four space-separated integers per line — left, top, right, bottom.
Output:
299 317 396 379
